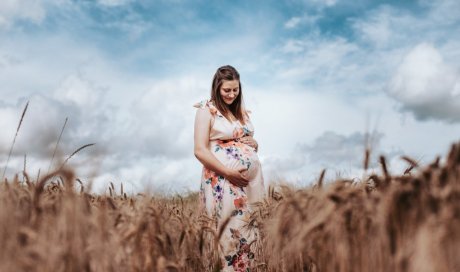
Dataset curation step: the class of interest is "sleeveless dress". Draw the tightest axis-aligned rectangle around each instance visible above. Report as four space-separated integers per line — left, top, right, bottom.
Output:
194 100 265 272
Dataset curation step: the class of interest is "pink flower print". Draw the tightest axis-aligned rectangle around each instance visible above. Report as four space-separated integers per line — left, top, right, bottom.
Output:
204 168 219 187
217 140 235 148
234 197 246 209
234 255 248 271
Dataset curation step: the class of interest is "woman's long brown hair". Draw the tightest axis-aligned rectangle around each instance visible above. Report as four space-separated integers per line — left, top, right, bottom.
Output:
210 65 246 125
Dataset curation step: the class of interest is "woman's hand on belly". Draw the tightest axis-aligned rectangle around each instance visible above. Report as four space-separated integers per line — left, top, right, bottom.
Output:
224 166 250 187
239 136 258 152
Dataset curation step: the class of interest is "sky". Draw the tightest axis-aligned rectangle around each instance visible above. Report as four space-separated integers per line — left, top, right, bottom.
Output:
1 0 460 194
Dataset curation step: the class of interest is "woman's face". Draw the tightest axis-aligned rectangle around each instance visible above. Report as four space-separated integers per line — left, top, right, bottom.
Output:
220 80 240 105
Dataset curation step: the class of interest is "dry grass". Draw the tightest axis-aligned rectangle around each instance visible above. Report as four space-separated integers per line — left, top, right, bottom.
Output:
0 141 459 271
1 169 211 271
1 101 459 271
258 142 460 272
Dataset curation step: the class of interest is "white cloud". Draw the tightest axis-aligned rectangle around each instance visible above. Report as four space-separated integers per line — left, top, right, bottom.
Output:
351 7 394 48
0 54 20 68
0 68 118 181
323 0 337 7
387 43 460 122
0 95 104 183
420 0 460 26
0 96 67 157
0 73 112 158
351 1 460 50
300 131 384 168
0 73 209 193
260 128 405 186
281 39 306 54
97 0 132 7
54 73 106 108
285 17 302 29
2 0 460 193
92 156 201 195
284 13 320 29
0 0 46 28
275 35 373 93
112 75 207 159
309 0 338 8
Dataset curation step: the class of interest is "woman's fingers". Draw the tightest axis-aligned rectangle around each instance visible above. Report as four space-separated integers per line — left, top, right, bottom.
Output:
238 169 250 181
226 168 249 187
239 171 250 183
237 166 247 172
240 136 250 143
236 174 249 186
230 178 248 187
240 136 257 149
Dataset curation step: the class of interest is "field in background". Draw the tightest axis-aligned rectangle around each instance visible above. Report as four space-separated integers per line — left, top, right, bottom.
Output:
1 141 459 271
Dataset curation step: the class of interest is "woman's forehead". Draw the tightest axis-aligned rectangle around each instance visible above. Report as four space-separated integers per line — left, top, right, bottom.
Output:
221 80 239 89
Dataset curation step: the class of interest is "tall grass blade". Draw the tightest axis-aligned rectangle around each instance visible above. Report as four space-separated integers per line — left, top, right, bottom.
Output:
1 101 29 181
59 143 95 170
47 117 68 175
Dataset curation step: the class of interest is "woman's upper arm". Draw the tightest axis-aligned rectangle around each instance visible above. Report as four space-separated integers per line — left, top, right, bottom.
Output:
194 108 212 152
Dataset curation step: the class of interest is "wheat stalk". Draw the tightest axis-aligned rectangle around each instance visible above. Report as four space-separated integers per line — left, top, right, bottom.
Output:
316 169 326 189
1 101 29 181
47 117 68 175
23 154 27 183
58 143 95 170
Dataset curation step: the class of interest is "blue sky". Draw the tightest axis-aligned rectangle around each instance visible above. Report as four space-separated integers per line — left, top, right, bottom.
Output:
1 0 460 194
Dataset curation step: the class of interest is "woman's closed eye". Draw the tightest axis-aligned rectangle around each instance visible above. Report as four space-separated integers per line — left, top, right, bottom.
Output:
223 88 239 92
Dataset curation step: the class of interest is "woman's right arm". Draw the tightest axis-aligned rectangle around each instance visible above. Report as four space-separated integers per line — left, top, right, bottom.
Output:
194 108 249 187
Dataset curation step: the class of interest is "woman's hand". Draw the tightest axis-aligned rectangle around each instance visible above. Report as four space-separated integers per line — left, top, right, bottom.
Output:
239 136 258 151
225 166 250 187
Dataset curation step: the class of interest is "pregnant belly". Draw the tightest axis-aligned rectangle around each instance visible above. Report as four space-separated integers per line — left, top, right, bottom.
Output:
212 140 261 181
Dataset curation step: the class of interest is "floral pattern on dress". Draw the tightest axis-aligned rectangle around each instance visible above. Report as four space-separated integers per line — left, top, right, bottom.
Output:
214 140 254 172
224 227 254 272
203 168 225 219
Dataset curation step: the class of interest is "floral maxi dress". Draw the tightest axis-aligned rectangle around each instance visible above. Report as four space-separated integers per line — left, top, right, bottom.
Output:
194 100 265 272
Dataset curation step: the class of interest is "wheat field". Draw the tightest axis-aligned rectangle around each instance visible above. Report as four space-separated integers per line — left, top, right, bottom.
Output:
1 140 459 271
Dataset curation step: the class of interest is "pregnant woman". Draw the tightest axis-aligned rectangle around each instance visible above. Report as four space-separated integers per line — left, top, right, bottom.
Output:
194 65 265 271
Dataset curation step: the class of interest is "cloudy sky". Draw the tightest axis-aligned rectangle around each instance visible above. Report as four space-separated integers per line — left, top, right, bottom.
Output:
1 0 460 194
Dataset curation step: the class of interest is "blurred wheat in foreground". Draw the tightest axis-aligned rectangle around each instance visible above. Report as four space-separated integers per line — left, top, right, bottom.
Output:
1 143 460 272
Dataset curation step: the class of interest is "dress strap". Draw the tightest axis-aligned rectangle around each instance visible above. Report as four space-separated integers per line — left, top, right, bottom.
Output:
193 99 223 117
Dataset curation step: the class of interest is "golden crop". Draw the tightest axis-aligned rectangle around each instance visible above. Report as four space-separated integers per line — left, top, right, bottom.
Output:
1 141 459 271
